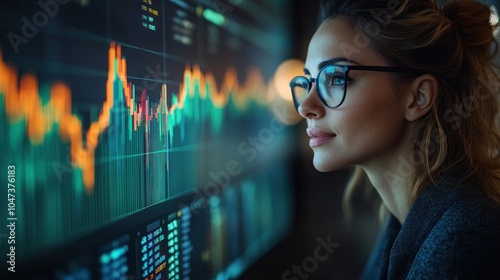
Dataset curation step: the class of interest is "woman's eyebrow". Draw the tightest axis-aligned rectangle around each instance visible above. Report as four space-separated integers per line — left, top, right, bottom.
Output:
317 58 360 70
304 57 360 75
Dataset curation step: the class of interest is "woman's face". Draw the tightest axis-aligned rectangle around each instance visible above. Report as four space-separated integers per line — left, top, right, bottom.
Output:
299 18 410 172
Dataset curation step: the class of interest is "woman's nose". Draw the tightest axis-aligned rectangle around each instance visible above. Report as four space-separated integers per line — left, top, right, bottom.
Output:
298 84 325 120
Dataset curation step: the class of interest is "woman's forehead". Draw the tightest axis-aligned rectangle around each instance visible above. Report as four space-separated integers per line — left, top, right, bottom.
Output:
305 18 385 74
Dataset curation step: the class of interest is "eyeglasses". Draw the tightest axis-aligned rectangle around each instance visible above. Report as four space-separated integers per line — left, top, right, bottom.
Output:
289 64 417 109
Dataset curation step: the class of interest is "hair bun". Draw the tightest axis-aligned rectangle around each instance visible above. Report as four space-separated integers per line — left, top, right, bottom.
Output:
442 1 496 55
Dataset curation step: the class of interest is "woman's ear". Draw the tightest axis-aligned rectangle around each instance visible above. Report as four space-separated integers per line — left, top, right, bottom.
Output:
404 74 438 121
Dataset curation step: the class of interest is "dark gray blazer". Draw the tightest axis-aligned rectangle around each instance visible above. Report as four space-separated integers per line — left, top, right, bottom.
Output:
360 173 500 279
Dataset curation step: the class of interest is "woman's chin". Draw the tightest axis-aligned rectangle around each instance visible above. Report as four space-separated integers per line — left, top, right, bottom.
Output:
312 156 341 172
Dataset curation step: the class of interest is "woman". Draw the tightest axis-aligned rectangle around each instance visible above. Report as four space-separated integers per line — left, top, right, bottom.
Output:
290 0 500 278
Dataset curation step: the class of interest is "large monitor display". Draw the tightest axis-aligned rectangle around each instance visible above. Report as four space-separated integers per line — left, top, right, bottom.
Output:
0 0 295 279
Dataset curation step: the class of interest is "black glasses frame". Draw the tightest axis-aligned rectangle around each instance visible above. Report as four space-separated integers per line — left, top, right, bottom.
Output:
290 65 419 109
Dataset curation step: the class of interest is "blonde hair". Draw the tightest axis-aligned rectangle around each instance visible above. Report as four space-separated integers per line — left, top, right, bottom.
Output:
319 0 500 219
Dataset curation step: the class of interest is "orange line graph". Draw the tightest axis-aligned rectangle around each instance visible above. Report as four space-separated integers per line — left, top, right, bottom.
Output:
0 42 270 193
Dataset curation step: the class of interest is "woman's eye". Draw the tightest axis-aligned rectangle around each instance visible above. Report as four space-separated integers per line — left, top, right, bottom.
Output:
327 73 347 86
333 76 344 85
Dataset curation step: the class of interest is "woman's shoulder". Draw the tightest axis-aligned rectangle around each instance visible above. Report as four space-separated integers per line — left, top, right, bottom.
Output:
433 176 500 234
408 177 500 278
403 171 500 240
431 188 500 244
421 174 500 241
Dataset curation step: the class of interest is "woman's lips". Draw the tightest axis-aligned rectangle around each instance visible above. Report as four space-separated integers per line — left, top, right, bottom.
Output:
306 128 336 147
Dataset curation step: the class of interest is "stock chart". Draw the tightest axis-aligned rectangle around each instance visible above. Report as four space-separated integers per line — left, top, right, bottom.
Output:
0 0 295 278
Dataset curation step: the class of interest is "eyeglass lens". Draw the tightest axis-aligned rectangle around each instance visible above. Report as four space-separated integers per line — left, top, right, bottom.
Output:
291 65 347 109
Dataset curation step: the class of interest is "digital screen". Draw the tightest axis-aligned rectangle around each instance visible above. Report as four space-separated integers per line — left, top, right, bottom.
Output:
100 234 131 280
138 219 168 279
0 0 294 279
